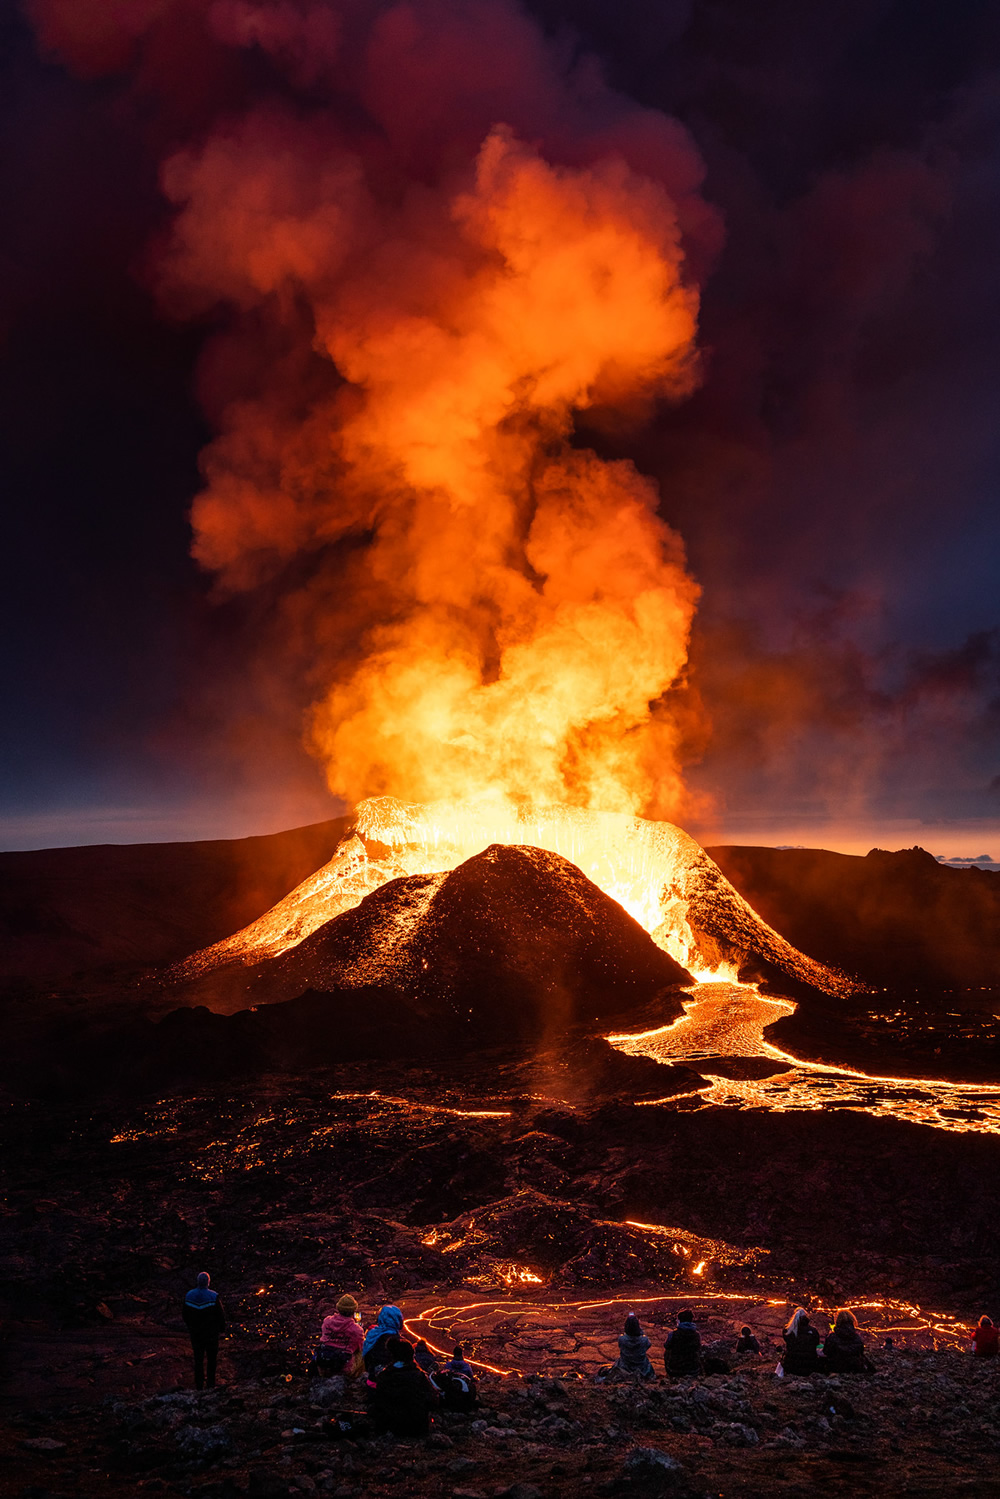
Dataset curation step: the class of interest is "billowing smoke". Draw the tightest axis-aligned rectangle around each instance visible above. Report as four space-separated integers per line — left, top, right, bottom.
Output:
28 0 720 820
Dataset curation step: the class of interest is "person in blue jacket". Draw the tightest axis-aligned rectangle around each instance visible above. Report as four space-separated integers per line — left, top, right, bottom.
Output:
182 1271 226 1389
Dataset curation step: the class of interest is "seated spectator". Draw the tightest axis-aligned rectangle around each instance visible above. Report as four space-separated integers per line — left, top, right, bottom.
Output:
313 1294 364 1376
665 1309 702 1378
433 1344 479 1411
781 1308 820 1375
442 1344 476 1379
362 1305 404 1378
822 1310 868 1373
973 1315 1000 1358
414 1339 440 1375
598 1313 655 1382
735 1325 761 1355
372 1338 441 1436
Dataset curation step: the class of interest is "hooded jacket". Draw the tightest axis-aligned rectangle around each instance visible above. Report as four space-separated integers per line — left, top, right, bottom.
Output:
362 1306 404 1372
320 1311 364 1354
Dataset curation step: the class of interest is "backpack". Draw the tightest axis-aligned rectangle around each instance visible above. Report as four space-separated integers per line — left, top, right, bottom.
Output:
325 1411 373 1441
437 1371 477 1411
313 1345 350 1374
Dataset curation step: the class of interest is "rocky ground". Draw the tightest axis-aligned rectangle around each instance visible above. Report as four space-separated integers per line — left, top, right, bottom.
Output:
6 1346 1000 1499
3 1057 1000 1496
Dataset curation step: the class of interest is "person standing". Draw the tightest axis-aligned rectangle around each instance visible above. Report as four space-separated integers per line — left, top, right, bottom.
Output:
182 1271 226 1390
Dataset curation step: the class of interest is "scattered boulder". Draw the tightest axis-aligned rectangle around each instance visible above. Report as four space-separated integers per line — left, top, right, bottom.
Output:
176 1422 232 1460
623 1444 686 1478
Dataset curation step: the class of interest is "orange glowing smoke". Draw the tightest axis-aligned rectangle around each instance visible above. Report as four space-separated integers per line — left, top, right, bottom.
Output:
30 0 715 818
308 131 701 814
164 114 704 816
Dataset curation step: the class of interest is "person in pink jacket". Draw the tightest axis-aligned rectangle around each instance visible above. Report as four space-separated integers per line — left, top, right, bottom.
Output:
314 1294 364 1376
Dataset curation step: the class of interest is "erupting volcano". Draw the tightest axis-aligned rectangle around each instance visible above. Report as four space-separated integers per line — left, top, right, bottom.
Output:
169 795 857 1011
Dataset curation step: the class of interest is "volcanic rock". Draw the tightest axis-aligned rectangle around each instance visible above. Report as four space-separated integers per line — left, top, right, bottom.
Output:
2 844 693 1093
183 843 692 1037
172 798 857 1013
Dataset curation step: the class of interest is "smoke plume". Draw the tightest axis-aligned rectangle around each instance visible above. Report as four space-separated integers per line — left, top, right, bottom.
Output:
27 0 719 819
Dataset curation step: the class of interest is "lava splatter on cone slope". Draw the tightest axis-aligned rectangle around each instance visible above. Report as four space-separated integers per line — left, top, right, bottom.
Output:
170 797 857 1004
242 843 691 1043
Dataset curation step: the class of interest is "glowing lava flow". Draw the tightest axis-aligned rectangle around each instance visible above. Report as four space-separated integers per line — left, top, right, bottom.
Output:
175 796 852 995
609 982 1000 1136
402 1290 973 1376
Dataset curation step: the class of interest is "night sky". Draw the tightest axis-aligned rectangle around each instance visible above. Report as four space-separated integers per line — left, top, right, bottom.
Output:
2 0 1000 853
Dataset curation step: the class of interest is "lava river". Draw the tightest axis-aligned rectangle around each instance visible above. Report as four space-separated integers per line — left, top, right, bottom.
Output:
608 983 1000 1136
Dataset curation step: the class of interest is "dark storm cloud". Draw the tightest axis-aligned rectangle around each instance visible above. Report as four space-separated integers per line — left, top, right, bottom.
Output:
2 0 1000 844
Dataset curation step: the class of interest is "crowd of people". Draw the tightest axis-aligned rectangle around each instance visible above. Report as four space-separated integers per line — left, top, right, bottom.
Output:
595 1306 879 1381
301 1296 477 1435
180 1273 1000 1430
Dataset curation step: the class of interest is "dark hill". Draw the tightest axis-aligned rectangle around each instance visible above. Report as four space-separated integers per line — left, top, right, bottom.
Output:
707 843 1000 992
4 845 693 1096
190 842 693 1035
0 817 348 989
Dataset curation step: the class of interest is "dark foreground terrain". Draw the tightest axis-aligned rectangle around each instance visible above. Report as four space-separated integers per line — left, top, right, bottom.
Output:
3 1054 1000 1498
3 825 999 1495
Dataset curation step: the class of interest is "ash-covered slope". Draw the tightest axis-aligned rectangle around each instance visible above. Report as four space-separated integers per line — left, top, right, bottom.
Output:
189 843 693 1033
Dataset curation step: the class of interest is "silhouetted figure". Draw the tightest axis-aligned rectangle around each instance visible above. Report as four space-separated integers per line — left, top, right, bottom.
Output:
973 1315 1000 1358
414 1339 440 1375
665 1309 702 1378
736 1325 761 1355
432 1344 478 1410
597 1313 655 1382
443 1344 476 1379
781 1308 820 1376
314 1294 364 1376
362 1305 404 1379
182 1271 226 1390
822 1310 868 1373
372 1339 441 1436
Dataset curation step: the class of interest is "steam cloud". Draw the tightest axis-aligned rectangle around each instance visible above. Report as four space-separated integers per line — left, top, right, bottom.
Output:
28 0 721 819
